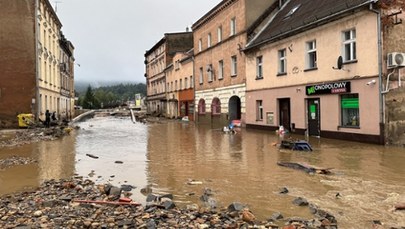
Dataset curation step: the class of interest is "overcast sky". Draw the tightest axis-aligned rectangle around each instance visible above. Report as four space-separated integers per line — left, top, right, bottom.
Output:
56 0 221 84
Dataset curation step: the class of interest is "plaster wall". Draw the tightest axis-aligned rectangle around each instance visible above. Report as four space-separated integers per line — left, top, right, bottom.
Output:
245 11 379 90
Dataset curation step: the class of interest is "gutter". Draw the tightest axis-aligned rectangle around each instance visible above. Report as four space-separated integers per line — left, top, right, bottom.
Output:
246 0 377 51
34 0 40 121
368 0 385 144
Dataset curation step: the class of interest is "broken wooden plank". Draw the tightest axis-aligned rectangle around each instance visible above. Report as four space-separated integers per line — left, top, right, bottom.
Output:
277 161 332 174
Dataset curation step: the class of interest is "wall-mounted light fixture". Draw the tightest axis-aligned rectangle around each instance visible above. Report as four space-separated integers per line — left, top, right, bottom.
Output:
366 79 376 86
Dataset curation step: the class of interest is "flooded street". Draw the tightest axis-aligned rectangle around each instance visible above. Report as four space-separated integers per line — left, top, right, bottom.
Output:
1 116 405 228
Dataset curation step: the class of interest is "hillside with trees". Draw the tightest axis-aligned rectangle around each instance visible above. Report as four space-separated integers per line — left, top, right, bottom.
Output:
76 83 146 109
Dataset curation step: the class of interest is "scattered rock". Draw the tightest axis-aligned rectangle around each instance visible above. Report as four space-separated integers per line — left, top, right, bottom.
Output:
86 154 99 159
271 212 284 221
0 176 339 229
279 187 289 194
292 197 309 206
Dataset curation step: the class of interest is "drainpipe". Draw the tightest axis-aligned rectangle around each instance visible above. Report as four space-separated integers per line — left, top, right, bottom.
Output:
34 0 40 121
369 1 384 144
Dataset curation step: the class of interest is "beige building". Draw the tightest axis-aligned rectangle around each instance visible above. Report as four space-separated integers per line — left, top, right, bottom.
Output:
244 0 405 144
165 51 194 119
37 0 76 121
192 0 277 127
59 32 75 120
144 32 193 116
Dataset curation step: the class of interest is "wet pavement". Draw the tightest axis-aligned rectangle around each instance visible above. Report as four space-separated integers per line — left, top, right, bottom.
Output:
1 115 405 228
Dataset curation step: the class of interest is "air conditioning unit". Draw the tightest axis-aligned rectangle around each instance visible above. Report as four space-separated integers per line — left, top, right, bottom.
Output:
387 52 405 69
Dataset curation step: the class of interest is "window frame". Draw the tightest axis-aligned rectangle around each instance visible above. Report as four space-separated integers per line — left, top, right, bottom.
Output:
198 39 202 52
278 49 287 75
340 93 360 128
306 40 317 70
217 26 222 43
256 100 263 121
207 33 212 48
342 29 356 62
256 56 263 79
218 60 224 80
199 67 203 84
207 64 213 82
230 17 236 36
231 55 237 76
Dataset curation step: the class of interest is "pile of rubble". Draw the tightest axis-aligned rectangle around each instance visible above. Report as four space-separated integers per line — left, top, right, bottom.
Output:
0 126 73 148
0 176 340 229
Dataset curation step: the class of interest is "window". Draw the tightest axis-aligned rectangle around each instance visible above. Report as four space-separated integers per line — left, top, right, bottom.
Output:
185 78 188 89
231 56 237 76
175 80 178 91
341 94 359 127
230 17 236 36
256 56 263 79
207 64 213 82
211 97 221 115
198 99 206 114
180 79 182 90
198 39 202 52
256 100 263 120
199 67 203 84
342 29 356 62
278 49 286 74
190 76 193 88
207 33 212 48
306 40 317 69
167 83 170 92
171 82 173 91
218 60 224 80
38 57 42 79
217 26 222 42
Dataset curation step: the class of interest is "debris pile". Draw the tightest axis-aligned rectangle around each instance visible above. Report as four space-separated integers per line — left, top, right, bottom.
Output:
0 176 340 228
0 126 73 147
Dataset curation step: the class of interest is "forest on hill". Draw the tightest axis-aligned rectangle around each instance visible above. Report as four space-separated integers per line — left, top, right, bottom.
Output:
76 83 146 109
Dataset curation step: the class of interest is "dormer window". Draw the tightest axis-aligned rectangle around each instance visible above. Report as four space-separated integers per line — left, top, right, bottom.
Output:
284 4 301 19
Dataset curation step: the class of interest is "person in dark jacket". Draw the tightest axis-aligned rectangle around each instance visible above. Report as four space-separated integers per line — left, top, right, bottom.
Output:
45 110 51 128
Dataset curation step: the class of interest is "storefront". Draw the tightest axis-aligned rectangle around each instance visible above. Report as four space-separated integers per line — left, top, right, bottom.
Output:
245 77 382 144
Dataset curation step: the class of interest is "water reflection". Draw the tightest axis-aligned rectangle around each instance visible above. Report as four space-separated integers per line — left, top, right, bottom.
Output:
1 117 405 228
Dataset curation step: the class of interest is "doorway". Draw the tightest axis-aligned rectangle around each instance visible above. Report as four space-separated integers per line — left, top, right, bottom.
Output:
307 98 320 136
228 96 241 121
279 98 291 131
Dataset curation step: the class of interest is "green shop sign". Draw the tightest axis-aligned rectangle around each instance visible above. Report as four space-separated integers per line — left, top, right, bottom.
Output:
306 81 351 96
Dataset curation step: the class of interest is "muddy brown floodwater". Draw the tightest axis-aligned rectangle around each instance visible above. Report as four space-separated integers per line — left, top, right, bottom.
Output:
1 116 405 228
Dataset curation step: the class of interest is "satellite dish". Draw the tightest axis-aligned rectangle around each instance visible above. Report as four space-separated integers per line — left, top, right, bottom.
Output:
337 56 343 69
333 56 345 71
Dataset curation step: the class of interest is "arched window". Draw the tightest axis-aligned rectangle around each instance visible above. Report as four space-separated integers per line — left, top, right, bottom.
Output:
211 97 221 115
198 99 206 114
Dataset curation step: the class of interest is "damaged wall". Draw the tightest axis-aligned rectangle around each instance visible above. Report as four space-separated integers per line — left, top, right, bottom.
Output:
385 87 405 145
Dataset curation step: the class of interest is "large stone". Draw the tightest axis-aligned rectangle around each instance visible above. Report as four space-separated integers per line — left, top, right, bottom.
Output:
271 212 284 220
292 197 308 206
162 200 176 210
146 194 157 202
227 202 244 212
